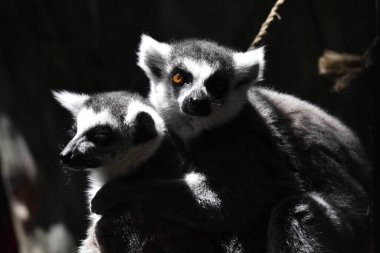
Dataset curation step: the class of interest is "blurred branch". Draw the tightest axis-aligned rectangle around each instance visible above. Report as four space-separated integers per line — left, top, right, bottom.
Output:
318 50 364 92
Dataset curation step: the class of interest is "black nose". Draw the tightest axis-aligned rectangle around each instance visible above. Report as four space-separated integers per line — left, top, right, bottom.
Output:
182 92 211 117
60 150 73 165
60 148 100 169
60 149 82 167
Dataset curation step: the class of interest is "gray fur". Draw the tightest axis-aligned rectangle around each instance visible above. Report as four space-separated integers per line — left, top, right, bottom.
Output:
137 35 264 139
85 91 142 115
170 39 235 70
92 37 370 253
56 91 225 253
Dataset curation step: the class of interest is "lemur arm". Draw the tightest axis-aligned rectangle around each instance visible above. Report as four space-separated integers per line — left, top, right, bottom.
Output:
91 172 249 232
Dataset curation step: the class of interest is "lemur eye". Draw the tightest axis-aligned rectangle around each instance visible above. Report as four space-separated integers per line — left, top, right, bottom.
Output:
172 73 184 85
93 131 109 143
87 126 115 146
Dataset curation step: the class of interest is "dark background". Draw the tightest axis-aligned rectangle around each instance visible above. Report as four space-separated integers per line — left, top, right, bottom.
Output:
0 0 378 252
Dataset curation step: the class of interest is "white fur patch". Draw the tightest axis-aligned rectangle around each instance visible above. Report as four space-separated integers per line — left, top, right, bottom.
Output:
125 100 166 136
149 81 172 111
83 171 105 253
137 34 171 80
185 172 221 208
294 203 309 213
79 215 101 253
181 58 215 82
78 101 167 183
77 141 95 153
185 172 202 184
81 101 168 252
233 47 265 80
176 58 215 107
148 54 250 140
288 218 317 252
53 90 89 116
166 85 247 140
76 108 117 137
309 192 341 225
87 171 105 202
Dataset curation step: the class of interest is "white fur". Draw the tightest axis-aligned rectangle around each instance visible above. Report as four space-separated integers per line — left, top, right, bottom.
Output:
294 203 309 213
149 81 172 113
233 47 265 81
77 170 105 253
78 215 101 253
78 100 167 191
185 172 221 208
141 40 260 140
176 58 215 82
55 91 168 253
79 147 160 253
137 34 171 81
151 83 247 140
125 100 166 137
148 56 247 140
77 141 95 154
76 108 117 137
288 218 318 253
53 90 89 116
185 172 202 184
82 106 166 253
309 192 341 225
177 58 215 106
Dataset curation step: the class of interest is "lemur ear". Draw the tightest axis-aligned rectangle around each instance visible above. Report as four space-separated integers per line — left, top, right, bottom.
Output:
137 34 171 82
233 47 265 87
133 111 158 145
52 90 89 116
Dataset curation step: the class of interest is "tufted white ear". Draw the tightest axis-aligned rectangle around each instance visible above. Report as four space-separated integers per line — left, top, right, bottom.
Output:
233 47 265 85
137 34 171 82
52 90 89 116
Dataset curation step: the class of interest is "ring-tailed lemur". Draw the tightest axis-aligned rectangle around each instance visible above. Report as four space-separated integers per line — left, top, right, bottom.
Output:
54 91 225 253
92 36 371 252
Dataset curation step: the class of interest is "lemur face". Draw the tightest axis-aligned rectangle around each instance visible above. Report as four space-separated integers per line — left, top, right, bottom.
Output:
138 35 265 138
53 91 165 174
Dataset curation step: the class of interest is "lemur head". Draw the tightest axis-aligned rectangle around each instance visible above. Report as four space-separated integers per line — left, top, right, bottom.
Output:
137 35 265 139
53 90 165 178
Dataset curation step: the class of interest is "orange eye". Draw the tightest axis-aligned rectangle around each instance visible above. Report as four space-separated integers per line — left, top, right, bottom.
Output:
172 73 184 85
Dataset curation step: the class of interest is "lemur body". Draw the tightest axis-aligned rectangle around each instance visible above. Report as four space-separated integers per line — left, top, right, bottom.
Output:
54 91 225 253
92 36 370 252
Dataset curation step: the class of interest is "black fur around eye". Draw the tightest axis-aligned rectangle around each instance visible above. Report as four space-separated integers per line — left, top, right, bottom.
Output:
205 74 230 98
87 125 115 146
170 68 193 87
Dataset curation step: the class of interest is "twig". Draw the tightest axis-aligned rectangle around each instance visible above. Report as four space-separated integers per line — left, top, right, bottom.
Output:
248 0 286 50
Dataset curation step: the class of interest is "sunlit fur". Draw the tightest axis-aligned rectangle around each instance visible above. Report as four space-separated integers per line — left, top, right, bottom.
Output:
54 91 166 253
138 35 265 139
137 36 370 252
